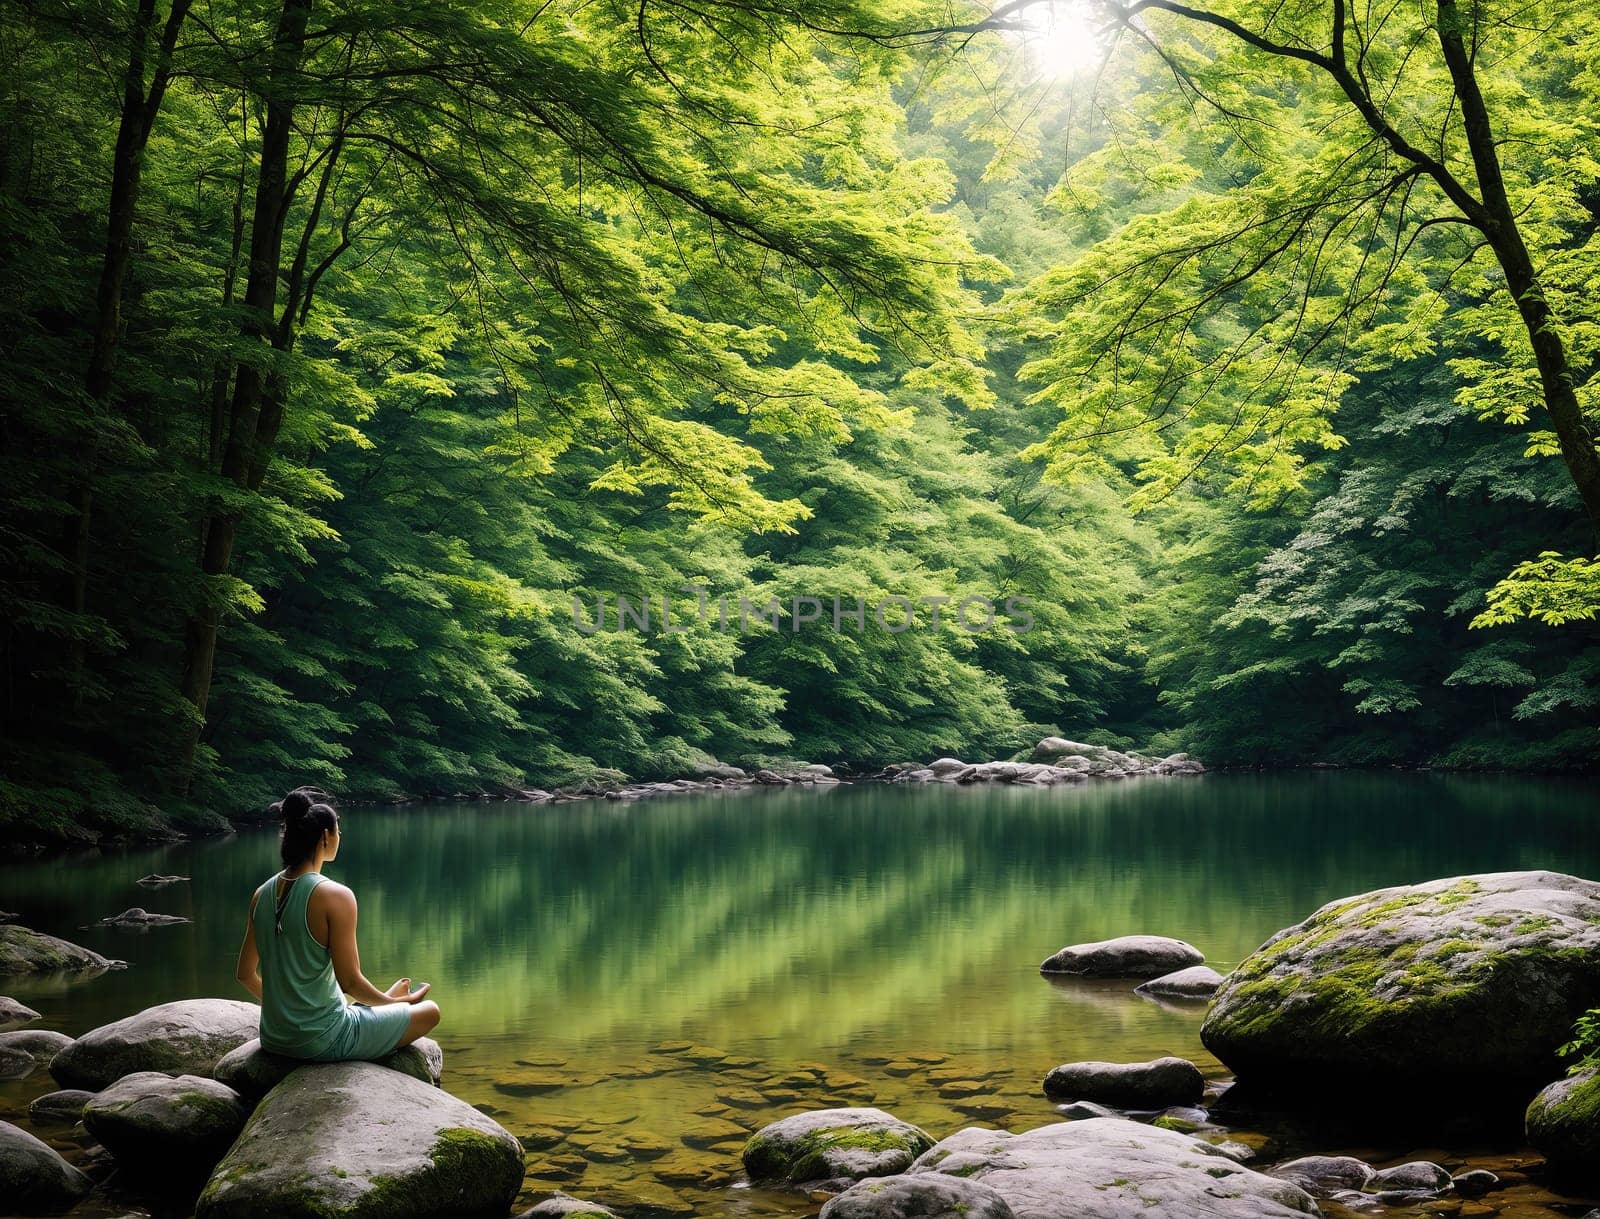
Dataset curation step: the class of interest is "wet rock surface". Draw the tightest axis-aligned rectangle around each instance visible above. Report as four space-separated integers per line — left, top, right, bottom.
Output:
51 997 261 1091
1040 936 1205 977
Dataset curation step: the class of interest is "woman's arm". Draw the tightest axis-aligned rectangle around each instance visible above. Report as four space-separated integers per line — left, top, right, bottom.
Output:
323 883 412 1006
235 892 263 1001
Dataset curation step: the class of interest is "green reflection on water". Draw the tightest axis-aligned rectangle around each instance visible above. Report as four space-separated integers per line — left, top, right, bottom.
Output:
2 772 1596 1216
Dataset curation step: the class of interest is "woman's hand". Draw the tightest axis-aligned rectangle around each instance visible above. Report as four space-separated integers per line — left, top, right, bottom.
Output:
385 977 432 1004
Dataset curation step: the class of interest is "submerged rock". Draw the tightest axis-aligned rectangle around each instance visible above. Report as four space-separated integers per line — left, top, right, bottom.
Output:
0 925 120 974
0 997 41 1032
88 907 189 928
1526 1068 1600 1172
136 874 191 887
51 997 261 1090
213 1036 442 1104
1135 966 1225 999
743 1108 935 1186
1042 1057 1205 1108
1202 871 1600 1094
0 1119 93 1214
1040 935 1204 977
196 1061 523 1219
902 1118 1317 1218
820 1173 1017 1219
83 1071 247 1175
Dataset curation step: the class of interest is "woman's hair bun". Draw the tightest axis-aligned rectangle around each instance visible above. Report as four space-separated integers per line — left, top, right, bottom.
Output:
280 790 314 821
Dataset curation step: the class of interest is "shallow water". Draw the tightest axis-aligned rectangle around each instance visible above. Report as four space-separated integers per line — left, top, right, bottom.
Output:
3 772 1598 1217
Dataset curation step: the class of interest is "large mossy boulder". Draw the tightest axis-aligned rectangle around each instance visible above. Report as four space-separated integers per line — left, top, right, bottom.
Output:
0 926 118 974
743 1108 935 1186
83 1071 248 1176
902 1119 1318 1219
196 1060 524 1219
0 1119 94 1214
1201 871 1600 1093
820 1174 1017 1219
213 1036 442 1104
51 998 260 1090
1526 1069 1600 1172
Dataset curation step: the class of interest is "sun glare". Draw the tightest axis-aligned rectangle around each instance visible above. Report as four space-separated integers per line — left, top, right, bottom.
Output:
1023 4 1106 80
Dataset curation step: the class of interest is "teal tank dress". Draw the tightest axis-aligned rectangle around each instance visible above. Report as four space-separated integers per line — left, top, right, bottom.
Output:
253 871 412 1061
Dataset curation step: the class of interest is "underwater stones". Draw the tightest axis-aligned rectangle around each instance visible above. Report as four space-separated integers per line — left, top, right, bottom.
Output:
679 1116 750 1151
0 1120 93 1215
1526 1068 1600 1172
89 908 189 928
1135 965 1225 999
716 1087 769 1108
52 998 261 1091
82 1071 248 1175
0 997 41 1031
494 1069 601 1096
903 1118 1317 1219
0 925 119 974
1039 935 1205 978
1042 1056 1205 1109
742 1108 935 1187
1202 871 1600 1093
136 874 190 887
195 1061 523 1219
213 1036 442 1104
820 1173 1017 1219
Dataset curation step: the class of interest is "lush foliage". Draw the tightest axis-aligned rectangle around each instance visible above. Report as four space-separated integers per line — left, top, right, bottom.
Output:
0 0 1596 844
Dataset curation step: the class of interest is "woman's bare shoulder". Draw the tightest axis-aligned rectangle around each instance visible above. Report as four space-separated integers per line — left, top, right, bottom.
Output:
309 877 357 908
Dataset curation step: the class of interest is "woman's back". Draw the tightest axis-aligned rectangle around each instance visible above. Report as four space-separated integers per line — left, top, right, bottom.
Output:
253 871 345 1056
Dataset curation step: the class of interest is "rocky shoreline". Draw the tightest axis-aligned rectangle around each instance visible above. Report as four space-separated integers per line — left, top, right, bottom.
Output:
4 869 1600 1217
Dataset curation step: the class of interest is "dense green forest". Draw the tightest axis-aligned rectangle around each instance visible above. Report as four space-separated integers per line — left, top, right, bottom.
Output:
2 0 1597 845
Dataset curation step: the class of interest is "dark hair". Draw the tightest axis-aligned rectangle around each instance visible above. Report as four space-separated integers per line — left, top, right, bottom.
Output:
270 786 339 869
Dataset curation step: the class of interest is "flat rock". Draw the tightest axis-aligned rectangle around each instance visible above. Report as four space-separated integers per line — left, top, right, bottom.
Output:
1136 966 1225 999
136 875 190 887
820 1173 1017 1219
28 1089 96 1124
195 1061 523 1219
517 1193 620 1217
0 925 119 974
0 997 41 1032
1042 1057 1205 1108
88 907 189 928
0 1119 94 1213
904 1119 1318 1218
84 1071 248 1176
52 997 261 1090
743 1108 935 1186
1526 1068 1600 1170
1202 871 1600 1093
1040 936 1204 977
681 1116 750 1150
214 1036 442 1103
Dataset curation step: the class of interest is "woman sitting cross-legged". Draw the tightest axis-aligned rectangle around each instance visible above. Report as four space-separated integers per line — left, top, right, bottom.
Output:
234 788 440 1059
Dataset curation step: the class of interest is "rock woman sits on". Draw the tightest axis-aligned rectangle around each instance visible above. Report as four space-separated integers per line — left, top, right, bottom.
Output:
234 788 440 1061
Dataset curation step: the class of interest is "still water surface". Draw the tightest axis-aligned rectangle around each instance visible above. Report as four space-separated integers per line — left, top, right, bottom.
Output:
3 772 1598 1217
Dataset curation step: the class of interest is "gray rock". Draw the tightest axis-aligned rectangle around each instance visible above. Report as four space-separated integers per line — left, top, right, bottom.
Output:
0 1046 31 1079
1042 1057 1205 1108
0 925 120 974
0 1030 72 1073
0 997 40 1032
1374 1189 1439 1205
1202 871 1600 1092
1526 1068 1600 1170
1054 1101 1123 1120
1135 966 1225 1000
820 1173 1016 1219
213 1036 442 1104
1371 1161 1450 1192
51 997 261 1090
905 1118 1318 1218
1267 1154 1375 1195
517 1193 620 1217
83 1071 247 1174
1040 936 1204 977
88 907 189 927
28 1090 96 1124
136 874 190 887
1450 1169 1499 1198
743 1108 935 1186
196 1061 523 1219
0 1119 93 1214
